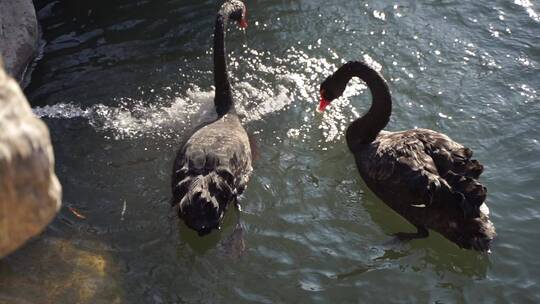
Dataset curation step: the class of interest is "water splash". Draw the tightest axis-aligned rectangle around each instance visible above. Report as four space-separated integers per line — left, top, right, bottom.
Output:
516 84 538 103
373 10 386 21
514 0 540 22
33 103 92 119
34 87 213 140
34 47 382 143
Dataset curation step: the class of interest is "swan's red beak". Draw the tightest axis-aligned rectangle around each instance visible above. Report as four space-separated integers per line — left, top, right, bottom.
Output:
239 18 248 29
318 97 331 112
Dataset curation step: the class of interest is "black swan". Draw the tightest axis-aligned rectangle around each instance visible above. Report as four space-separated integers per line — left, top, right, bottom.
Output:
317 61 496 252
171 0 251 236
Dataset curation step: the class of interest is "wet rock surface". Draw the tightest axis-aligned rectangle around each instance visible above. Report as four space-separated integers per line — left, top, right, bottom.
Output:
0 61 61 258
0 0 38 81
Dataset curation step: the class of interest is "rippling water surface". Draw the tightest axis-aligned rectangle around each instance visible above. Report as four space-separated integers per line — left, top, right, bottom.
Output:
1 0 539 302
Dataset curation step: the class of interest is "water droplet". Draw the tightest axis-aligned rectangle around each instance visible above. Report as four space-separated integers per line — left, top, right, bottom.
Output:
373 10 386 21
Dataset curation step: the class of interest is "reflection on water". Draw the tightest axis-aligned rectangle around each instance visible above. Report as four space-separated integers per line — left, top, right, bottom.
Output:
2 0 539 303
178 207 246 258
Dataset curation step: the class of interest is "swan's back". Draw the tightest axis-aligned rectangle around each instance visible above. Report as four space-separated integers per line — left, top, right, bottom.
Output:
172 114 252 234
354 128 495 251
184 114 251 171
362 129 482 182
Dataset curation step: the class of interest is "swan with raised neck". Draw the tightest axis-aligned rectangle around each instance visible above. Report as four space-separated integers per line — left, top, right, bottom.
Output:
213 0 247 116
171 0 250 236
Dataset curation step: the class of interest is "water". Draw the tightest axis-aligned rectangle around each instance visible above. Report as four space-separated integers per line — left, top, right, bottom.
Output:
1 0 539 302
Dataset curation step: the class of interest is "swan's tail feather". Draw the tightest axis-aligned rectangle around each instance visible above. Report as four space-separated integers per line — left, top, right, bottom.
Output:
451 213 496 252
471 216 496 252
452 157 484 179
454 147 473 160
441 146 484 178
429 180 464 209
171 166 235 208
170 167 236 234
429 176 496 252
443 171 487 218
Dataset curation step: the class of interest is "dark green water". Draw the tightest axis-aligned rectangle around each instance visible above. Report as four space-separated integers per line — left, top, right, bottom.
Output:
1 0 539 303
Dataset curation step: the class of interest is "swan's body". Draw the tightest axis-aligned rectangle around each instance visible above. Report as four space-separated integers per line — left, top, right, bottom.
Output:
318 61 495 252
171 0 251 236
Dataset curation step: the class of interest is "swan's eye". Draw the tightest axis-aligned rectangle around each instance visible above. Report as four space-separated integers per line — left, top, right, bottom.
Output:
321 88 334 101
230 7 247 28
320 89 327 99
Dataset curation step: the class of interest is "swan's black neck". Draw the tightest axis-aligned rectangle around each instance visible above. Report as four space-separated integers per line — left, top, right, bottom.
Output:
339 61 392 150
213 4 239 116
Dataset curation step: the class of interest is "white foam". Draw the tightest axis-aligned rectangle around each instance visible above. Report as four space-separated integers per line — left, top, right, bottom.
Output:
373 10 386 21
514 0 540 22
33 47 383 144
33 103 92 119
33 87 213 140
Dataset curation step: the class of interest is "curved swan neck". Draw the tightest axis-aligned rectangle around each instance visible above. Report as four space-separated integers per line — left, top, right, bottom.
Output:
340 61 392 150
213 5 236 116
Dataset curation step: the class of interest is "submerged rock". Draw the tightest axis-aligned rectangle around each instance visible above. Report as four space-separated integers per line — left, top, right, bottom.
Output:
0 0 39 81
0 238 123 303
0 60 61 258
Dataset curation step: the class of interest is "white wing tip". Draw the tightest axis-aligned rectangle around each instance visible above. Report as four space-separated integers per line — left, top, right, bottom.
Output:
479 203 490 216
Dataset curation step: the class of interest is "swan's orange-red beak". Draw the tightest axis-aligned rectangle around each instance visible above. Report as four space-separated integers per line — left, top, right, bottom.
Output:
318 91 331 112
239 10 248 30
239 18 248 28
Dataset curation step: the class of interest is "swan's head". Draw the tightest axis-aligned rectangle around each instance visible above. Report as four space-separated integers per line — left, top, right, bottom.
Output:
174 169 235 236
226 0 248 28
318 73 348 112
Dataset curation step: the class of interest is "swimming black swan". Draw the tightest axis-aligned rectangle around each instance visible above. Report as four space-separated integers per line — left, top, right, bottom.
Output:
317 61 496 252
171 0 251 236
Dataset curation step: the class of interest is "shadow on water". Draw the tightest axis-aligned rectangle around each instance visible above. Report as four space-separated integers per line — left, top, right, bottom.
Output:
175 207 246 258
333 177 491 281
333 248 410 281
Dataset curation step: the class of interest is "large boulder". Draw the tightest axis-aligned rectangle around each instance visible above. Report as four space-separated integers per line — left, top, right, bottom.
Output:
0 59 61 258
0 0 39 81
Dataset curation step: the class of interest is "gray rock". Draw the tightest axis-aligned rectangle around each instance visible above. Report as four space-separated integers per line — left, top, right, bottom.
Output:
0 0 39 81
0 59 61 258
